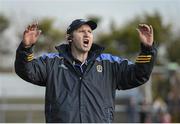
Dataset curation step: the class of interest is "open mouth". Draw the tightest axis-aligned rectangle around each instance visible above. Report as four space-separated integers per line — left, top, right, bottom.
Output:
83 39 89 47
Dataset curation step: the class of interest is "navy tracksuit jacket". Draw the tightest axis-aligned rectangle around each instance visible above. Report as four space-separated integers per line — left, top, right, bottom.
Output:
15 42 157 122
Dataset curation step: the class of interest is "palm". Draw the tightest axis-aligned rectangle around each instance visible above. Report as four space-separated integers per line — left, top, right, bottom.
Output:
137 24 154 47
24 30 39 44
23 23 41 48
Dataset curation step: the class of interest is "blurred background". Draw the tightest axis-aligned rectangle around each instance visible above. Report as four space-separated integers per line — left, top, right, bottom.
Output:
0 0 180 122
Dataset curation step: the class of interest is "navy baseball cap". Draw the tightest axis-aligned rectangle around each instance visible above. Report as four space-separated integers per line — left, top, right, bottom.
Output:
67 19 97 34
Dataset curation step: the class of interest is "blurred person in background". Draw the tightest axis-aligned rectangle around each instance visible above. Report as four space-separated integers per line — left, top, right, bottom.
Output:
14 19 157 123
160 112 171 123
139 98 152 123
152 97 168 122
126 96 139 122
167 72 180 123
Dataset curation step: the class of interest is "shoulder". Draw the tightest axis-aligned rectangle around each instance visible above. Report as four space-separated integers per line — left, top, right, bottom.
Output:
96 53 133 64
41 53 63 60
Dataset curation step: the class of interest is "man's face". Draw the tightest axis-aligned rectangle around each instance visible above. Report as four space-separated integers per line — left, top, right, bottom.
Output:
71 24 93 53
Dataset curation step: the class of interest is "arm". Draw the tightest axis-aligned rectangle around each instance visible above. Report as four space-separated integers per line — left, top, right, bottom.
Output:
14 22 47 86
115 24 157 90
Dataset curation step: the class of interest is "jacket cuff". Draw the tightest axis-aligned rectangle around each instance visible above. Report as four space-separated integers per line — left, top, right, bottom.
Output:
18 42 34 53
16 42 34 62
140 43 155 53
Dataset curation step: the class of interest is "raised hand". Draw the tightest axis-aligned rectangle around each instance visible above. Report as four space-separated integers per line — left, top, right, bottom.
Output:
23 22 41 48
136 24 154 47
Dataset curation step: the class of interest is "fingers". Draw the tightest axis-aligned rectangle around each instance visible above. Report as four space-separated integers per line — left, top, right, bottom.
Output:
29 22 39 31
35 30 42 37
24 22 40 35
136 28 142 36
149 25 153 34
137 24 153 36
138 24 151 32
25 22 39 31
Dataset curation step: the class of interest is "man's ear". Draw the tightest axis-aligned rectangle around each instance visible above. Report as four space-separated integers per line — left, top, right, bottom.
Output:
66 34 73 43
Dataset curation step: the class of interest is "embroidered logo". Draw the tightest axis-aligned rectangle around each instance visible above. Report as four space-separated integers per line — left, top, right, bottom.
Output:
96 65 103 72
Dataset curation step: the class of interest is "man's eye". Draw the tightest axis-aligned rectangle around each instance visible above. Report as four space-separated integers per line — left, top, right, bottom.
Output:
78 30 92 33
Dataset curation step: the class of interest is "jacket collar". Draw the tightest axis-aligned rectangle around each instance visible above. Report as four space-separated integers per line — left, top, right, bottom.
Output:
55 43 104 63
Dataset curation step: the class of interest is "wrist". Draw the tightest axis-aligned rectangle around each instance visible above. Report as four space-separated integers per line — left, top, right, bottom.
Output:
24 45 33 48
140 42 154 52
19 42 34 53
22 41 33 48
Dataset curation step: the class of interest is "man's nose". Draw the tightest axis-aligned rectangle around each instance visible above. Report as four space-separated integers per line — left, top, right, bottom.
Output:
84 31 89 37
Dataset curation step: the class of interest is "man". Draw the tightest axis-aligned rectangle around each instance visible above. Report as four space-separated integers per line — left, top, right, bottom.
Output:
15 19 157 123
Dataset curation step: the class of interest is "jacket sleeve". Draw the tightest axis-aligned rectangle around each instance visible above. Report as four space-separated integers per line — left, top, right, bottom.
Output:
114 43 157 90
14 42 47 86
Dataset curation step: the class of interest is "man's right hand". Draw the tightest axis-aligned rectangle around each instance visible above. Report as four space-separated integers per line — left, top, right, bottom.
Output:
23 22 41 48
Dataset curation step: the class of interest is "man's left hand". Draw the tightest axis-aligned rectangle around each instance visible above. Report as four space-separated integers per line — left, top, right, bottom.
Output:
137 24 154 47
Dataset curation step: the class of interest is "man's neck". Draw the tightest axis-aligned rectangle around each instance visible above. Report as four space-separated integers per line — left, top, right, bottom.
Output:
71 49 88 63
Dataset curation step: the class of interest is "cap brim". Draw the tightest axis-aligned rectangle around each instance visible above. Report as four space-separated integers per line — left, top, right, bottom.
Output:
85 21 97 30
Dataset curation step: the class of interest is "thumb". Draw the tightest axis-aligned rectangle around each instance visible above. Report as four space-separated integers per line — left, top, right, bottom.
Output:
36 30 42 37
136 28 142 36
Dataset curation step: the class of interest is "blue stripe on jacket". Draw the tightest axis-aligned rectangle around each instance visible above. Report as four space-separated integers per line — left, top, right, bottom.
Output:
96 53 133 65
41 53 60 59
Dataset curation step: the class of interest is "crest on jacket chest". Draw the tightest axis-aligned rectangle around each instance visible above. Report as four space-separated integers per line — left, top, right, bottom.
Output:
96 64 103 72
